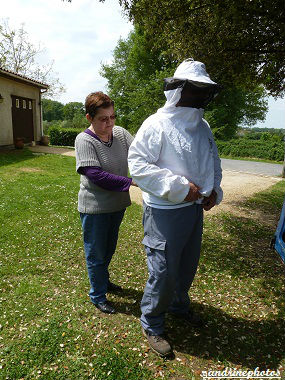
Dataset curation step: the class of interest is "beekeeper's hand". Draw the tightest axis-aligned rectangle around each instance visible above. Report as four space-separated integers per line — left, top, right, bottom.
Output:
202 190 217 211
184 182 202 202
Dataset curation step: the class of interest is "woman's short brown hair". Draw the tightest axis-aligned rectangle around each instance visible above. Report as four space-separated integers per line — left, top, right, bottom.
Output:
85 92 114 119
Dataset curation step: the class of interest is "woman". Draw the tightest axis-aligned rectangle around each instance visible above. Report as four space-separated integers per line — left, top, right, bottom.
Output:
75 92 135 314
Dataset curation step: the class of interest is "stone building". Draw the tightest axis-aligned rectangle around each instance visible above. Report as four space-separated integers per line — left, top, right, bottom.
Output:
0 67 48 146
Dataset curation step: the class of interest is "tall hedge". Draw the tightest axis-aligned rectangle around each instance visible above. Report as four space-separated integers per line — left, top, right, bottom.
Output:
49 127 80 147
216 139 284 162
47 126 284 162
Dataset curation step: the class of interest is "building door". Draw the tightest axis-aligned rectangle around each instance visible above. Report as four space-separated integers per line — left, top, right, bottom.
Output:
11 95 34 143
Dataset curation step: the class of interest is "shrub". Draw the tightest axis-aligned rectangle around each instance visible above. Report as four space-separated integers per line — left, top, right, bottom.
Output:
216 138 284 162
43 120 62 135
49 127 80 147
60 115 89 129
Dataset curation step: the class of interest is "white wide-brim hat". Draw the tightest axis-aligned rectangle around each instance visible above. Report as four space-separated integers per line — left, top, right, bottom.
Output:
173 58 217 85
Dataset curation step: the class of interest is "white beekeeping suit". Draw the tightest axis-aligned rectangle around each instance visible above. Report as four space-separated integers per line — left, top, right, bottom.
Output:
128 59 223 208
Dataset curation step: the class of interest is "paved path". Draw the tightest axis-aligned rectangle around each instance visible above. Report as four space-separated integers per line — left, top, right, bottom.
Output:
221 158 283 177
28 145 76 157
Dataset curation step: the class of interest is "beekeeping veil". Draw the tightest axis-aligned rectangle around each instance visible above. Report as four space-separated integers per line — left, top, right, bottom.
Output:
164 58 221 109
156 58 221 131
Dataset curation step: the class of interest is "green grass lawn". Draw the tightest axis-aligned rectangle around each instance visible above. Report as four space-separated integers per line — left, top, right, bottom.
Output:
0 149 284 380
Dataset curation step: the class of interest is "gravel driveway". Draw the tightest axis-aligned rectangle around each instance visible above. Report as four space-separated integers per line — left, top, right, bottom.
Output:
129 170 283 214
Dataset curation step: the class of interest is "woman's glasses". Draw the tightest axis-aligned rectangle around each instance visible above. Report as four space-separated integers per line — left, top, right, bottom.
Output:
97 114 116 123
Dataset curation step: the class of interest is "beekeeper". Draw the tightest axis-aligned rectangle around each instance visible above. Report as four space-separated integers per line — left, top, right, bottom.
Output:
128 58 223 357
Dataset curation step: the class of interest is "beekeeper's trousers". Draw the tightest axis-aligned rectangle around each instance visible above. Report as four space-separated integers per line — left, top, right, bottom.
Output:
140 203 203 335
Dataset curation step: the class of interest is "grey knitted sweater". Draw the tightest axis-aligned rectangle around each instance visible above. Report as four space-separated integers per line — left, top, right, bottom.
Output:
75 126 133 214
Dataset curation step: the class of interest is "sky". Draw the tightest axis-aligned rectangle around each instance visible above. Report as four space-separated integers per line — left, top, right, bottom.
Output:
1 0 132 102
1 0 284 130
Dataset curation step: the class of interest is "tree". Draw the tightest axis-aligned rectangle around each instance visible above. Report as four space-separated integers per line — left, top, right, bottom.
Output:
101 0 285 97
62 102 85 120
0 19 65 97
101 27 175 133
42 99 64 121
101 27 268 138
205 85 268 140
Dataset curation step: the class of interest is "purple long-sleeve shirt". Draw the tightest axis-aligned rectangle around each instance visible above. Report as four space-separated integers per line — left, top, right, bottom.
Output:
77 129 132 192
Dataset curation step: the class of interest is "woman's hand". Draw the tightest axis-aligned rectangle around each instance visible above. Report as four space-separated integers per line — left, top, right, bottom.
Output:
131 180 138 187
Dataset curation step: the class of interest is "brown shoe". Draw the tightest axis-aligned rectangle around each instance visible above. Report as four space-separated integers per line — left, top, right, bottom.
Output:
142 328 172 357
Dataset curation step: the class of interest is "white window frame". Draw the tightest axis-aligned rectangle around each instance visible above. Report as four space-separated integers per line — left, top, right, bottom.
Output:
16 99 20 108
23 100 26 109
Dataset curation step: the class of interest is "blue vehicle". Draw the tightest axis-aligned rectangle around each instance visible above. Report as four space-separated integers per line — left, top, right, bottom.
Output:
271 196 285 263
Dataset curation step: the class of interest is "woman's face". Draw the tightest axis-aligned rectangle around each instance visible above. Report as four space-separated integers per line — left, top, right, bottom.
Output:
87 105 115 137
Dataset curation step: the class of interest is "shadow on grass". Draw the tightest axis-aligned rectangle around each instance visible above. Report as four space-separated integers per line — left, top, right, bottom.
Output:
106 291 284 370
0 148 38 167
201 181 285 299
243 179 285 215
182 181 284 370
113 285 284 370
167 302 284 370
111 287 144 317
113 181 285 370
202 213 284 278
